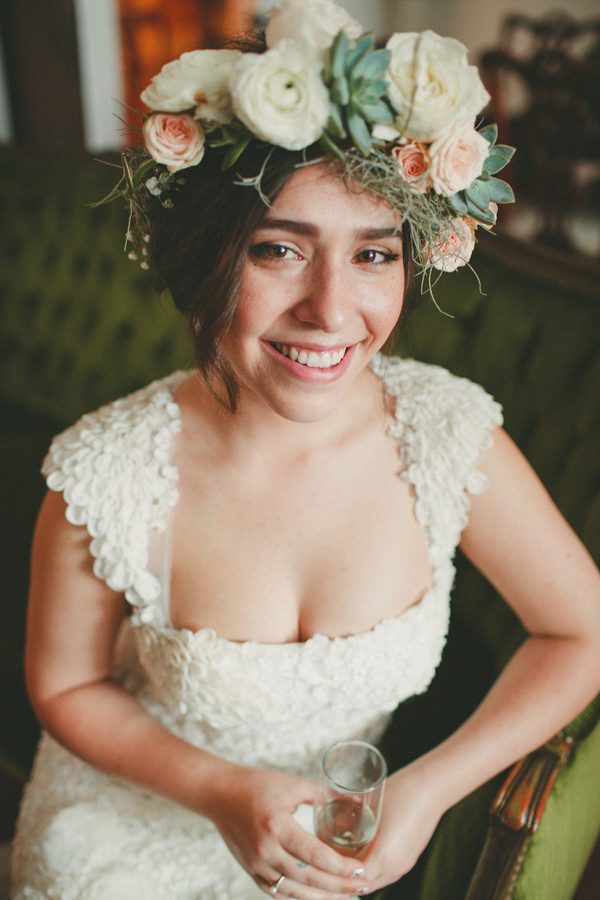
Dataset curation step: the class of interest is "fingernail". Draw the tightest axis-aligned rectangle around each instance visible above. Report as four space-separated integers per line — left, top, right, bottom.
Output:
352 866 365 877
356 888 370 896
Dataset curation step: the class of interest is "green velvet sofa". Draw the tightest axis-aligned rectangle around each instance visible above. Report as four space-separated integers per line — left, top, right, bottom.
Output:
1 146 598 898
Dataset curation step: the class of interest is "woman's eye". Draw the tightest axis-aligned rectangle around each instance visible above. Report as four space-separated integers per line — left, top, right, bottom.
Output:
356 248 400 265
249 242 298 261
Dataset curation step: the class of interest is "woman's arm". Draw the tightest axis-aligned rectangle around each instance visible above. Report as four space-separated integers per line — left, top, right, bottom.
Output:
25 490 371 900
363 427 600 888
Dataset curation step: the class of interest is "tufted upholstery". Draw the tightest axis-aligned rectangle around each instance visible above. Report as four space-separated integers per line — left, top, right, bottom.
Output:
0 146 598 895
0 149 191 426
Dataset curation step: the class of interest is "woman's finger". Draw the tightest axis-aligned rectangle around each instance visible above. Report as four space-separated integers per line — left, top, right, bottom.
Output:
256 825 370 897
256 869 365 900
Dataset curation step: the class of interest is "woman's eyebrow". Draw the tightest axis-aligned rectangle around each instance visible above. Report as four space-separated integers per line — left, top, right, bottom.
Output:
257 218 402 240
361 227 402 240
258 218 317 236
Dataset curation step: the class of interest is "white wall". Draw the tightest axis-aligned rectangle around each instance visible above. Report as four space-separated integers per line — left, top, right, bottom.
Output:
260 0 599 58
73 0 125 151
2 1 596 149
399 0 600 59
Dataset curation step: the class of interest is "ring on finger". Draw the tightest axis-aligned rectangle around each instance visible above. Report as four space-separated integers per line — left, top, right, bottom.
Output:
269 874 286 895
295 860 308 869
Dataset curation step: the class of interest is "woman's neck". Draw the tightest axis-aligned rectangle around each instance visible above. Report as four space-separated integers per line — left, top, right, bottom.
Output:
174 364 387 467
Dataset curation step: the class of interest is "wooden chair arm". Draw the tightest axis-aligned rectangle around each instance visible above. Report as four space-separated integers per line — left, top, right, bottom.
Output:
464 734 573 900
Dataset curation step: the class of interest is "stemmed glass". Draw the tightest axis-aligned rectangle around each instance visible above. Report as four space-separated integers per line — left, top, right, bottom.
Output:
314 740 387 856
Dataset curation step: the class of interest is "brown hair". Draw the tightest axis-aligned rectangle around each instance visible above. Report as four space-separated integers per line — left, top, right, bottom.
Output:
149 143 413 411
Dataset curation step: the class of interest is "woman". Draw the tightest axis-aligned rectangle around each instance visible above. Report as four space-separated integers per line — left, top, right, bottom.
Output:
11 3 600 898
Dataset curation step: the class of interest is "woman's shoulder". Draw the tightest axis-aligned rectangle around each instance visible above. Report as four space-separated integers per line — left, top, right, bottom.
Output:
40 372 188 608
42 371 187 484
373 354 504 502
372 356 505 551
372 353 503 429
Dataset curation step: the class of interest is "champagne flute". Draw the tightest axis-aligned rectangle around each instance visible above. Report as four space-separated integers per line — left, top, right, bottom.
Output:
314 740 387 856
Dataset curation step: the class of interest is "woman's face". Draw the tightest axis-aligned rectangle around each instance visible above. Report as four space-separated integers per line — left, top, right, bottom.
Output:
220 163 406 423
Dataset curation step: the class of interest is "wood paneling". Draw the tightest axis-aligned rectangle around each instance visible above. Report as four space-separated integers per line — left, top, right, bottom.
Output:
0 0 84 149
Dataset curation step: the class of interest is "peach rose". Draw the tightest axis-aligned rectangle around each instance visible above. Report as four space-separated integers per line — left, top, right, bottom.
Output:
429 122 489 196
426 217 475 272
392 142 431 193
142 113 205 172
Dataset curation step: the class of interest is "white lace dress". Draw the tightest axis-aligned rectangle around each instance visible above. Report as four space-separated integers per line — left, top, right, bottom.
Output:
10 355 502 900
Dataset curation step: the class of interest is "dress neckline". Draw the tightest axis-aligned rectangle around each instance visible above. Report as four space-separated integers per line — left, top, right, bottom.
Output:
143 355 439 649
151 587 437 650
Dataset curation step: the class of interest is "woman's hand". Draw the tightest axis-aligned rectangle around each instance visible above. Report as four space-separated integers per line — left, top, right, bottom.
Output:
358 765 447 892
205 766 372 899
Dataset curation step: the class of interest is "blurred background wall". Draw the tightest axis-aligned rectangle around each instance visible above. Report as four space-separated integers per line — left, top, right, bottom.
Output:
0 0 598 260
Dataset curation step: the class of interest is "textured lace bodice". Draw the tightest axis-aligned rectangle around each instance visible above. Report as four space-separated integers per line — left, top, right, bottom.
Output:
11 355 502 900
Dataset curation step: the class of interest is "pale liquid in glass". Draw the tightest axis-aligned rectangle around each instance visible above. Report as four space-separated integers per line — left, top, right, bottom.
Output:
315 799 377 856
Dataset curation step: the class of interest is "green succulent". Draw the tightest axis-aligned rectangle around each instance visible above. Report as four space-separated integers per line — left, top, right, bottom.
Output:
448 124 516 224
321 31 394 157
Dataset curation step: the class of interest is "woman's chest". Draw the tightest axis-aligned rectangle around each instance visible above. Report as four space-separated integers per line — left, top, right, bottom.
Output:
167 437 432 641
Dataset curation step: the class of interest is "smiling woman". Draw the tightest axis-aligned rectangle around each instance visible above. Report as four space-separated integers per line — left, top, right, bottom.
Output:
9 2 600 899
215 164 406 422
149 144 413 414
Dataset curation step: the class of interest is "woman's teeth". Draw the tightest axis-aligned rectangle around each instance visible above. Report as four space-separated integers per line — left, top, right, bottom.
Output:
273 343 347 368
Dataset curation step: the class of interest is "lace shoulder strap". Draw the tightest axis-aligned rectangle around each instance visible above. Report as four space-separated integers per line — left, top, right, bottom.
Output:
372 354 503 562
42 373 187 623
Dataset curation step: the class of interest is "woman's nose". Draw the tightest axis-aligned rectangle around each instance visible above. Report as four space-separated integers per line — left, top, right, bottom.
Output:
293 258 349 333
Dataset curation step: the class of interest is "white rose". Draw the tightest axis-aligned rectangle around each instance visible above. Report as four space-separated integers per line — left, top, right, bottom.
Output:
141 49 241 124
372 123 401 143
429 122 489 195
426 217 475 272
230 40 330 150
266 0 362 51
386 30 490 142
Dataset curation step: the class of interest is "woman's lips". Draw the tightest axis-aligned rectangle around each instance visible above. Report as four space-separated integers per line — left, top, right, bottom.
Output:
273 343 347 368
264 340 358 382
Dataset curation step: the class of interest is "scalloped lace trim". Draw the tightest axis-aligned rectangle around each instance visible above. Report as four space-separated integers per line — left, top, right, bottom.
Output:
42 356 502 630
42 373 188 620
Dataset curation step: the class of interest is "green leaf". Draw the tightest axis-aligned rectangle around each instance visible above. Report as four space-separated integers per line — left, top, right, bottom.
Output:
357 99 393 124
220 134 252 170
327 104 347 139
478 123 498 147
331 31 349 80
483 144 515 175
466 196 490 219
485 176 515 203
470 204 497 225
219 124 249 144
207 134 230 148
320 130 345 160
345 33 374 70
331 76 350 106
354 79 389 104
131 158 156 186
465 179 493 210
447 191 469 215
347 109 372 155
352 47 390 81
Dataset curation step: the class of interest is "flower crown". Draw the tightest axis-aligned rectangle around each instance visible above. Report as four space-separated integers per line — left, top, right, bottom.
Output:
113 0 515 293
